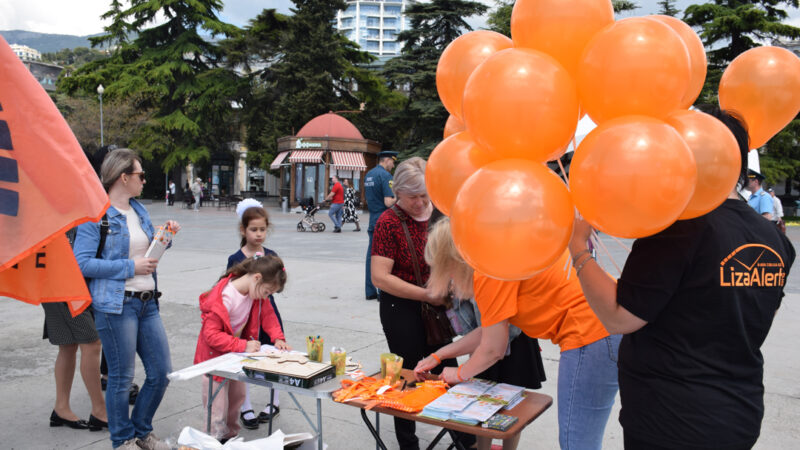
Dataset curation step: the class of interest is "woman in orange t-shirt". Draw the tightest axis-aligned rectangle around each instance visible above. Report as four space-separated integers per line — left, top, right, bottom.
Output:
422 218 620 450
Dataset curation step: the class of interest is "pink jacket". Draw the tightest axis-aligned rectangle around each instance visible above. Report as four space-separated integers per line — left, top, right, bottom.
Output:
194 275 285 365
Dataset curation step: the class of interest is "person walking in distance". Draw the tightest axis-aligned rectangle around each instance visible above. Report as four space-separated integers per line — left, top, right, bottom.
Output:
326 175 345 233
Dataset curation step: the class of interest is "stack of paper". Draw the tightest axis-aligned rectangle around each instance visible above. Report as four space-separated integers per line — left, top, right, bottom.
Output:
418 379 526 426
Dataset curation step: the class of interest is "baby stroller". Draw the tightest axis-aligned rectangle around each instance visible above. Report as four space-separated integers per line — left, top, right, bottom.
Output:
297 197 326 232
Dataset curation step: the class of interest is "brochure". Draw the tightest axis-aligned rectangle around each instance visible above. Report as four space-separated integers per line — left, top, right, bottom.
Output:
144 222 177 260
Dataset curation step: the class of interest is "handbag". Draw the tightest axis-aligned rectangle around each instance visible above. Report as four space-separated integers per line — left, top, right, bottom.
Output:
391 206 455 347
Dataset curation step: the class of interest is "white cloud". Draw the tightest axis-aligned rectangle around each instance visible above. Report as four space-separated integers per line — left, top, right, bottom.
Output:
0 0 111 35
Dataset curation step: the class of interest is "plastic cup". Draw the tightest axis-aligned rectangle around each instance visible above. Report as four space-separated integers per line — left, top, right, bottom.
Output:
330 347 346 375
306 337 323 362
385 357 404 384
380 353 399 378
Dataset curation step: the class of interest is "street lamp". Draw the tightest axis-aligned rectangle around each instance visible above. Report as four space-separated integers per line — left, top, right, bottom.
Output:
97 84 104 147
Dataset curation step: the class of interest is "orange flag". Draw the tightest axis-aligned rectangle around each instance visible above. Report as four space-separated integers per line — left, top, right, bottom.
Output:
0 234 92 315
0 35 108 271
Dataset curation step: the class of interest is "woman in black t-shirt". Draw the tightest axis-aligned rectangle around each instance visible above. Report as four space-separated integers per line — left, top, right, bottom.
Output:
567 109 795 449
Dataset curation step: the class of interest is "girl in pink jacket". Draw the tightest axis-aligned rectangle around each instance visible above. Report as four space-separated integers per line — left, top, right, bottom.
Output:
194 253 289 442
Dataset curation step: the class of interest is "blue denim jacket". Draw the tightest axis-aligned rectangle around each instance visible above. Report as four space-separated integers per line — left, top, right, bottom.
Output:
73 199 157 314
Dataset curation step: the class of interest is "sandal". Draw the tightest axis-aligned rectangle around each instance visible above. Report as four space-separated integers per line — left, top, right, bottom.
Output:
240 410 259 430
257 405 279 423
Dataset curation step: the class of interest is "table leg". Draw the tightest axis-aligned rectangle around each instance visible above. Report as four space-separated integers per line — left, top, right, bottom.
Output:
359 409 388 450
426 428 448 450
205 374 227 434
445 430 469 450
268 388 275 436
375 412 380 450
317 398 323 450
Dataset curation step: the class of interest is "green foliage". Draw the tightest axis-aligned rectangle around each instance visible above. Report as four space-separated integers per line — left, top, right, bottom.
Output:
233 1 401 169
487 1 513 37
684 0 800 67
42 47 109 70
657 0 680 16
612 0 638 13
58 0 244 171
762 115 800 187
684 0 800 188
383 0 488 158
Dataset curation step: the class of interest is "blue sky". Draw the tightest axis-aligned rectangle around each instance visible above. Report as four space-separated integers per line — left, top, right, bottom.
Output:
1 0 798 36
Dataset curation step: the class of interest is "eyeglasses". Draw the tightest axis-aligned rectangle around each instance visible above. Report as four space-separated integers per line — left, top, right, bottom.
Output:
127 171 146 181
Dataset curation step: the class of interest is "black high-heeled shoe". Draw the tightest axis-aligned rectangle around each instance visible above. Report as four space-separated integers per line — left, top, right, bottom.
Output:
88 415 108 432
50 410 89 430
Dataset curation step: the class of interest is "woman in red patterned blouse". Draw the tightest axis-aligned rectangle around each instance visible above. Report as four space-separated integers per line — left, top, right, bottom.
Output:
371 157 474 450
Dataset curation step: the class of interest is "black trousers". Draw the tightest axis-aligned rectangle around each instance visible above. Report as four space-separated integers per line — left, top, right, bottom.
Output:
379 291 476 450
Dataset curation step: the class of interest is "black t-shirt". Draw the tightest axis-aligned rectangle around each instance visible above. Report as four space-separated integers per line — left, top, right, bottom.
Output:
617 199 795 448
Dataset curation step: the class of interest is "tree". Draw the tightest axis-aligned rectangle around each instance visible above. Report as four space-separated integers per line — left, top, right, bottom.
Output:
382 0 488 158
657 0 680 16
51 93 151 155
488 1 513 37
684 0 800 189
231 1 400 168
59 0 244 171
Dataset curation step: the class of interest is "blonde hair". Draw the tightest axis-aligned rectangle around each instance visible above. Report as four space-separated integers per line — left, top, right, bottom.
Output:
392 156 427 196
100 148 141 192
425 218 474 299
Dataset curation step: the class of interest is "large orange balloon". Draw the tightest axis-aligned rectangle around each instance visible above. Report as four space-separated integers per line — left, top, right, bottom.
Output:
450 159 574 280
570 116 697 238
426 131 496 216
719 46 800 149
436 30 513 120
650 15 707 109
665 110 741 219
462 48 579 162
443 115 465 139
577 18 691 124
511 0 614 78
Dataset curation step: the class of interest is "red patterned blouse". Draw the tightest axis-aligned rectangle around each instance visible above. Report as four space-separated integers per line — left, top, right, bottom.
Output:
371 206 430 286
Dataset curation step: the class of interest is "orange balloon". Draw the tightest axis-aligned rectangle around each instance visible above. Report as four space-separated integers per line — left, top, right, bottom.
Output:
426 131 496 216
436 30 513 120
665 110 741 219
443 115 465 139
450 159 574 280
462 48 579 162
719 46 800 148
577 18 691 124
570 116 697 238
649 15 707 109
511 0 614 78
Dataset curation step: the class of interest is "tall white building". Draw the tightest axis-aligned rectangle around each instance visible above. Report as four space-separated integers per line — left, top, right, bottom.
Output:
10 44 42 61
336 0 413 58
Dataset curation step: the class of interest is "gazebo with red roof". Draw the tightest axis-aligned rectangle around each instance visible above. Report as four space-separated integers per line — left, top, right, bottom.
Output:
274 112 381 207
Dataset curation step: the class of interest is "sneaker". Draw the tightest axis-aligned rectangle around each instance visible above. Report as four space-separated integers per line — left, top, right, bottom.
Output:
136 433 171 450
118 438 139 450
333 227 341 233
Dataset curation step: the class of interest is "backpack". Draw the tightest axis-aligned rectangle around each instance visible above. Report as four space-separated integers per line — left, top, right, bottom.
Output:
66 213 109 287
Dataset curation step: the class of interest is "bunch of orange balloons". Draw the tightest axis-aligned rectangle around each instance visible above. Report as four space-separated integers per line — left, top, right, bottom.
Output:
427 0 800 280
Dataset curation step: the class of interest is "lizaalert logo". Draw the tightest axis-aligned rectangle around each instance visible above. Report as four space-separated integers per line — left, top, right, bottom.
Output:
720 244 787 288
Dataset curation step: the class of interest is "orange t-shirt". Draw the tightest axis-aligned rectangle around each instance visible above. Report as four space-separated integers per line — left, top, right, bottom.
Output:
474 251 609 352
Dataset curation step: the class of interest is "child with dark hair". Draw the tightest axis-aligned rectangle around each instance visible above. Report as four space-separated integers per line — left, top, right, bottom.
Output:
227 200 285 429
194 253 290 442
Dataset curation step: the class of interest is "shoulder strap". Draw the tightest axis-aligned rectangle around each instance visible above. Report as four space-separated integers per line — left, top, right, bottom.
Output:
96 213 109 259
391 205 423 287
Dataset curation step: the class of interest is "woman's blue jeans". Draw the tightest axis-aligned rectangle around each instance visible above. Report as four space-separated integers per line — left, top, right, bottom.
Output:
94 297 172 448
558 334 621 450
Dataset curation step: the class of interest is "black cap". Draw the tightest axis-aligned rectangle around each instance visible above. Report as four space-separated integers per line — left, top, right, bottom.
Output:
747 169 765 181
378 151 398 161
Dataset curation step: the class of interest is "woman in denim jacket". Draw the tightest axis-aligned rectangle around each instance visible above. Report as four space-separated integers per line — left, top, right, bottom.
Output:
74 148 179 450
